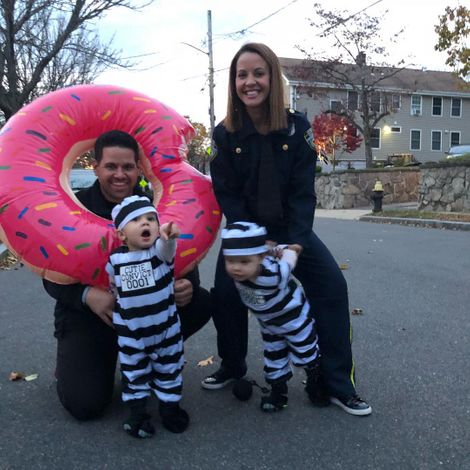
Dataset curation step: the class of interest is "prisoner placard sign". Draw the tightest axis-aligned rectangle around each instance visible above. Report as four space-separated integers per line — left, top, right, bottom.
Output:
119 262 156 292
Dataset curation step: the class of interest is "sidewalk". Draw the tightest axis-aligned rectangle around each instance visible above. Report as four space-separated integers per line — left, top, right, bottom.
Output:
316 202 470 231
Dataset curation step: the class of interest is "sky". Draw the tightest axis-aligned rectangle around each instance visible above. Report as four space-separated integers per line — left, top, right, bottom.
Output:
95 0 459 129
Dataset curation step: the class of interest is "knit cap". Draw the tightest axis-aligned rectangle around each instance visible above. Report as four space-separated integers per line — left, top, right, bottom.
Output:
111 195 158 230
221 222 268 256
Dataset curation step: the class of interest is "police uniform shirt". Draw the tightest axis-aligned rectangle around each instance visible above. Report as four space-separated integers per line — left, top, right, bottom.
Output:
210 109 318 247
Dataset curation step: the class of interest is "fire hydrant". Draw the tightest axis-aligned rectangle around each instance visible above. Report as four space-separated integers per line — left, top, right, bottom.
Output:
371 180 384 213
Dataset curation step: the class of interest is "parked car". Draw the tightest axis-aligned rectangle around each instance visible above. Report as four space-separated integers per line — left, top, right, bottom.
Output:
70 169 96 191
445 144 470 159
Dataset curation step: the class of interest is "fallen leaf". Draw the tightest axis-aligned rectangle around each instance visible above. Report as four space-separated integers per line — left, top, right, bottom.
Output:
9 371 25 381
197 355 214 367
352 308 364 315
339 263 349 270
25 374 39 381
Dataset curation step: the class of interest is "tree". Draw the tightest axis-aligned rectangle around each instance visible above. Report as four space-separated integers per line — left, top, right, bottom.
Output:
186 119 210 174
0 0 151 123
435 6 470 80
297 3 406 168
312 113 362 171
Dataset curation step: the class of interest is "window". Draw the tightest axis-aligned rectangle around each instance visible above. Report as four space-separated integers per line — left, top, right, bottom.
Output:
371 128 381 149
411 95 422 115
410 130 421 150
330 100 342 112
450 131 460 147
431 131 442 151
348 91 358 111
371 92 381 112
451 98 461 117
432 97 442 116
391 126 401 133
391 94 401 110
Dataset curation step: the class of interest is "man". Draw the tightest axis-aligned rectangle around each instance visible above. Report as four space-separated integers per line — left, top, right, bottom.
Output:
43 130 211 420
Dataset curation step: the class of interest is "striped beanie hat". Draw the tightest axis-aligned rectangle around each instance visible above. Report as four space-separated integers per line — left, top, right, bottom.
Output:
221 222 268 256
112 195 158 230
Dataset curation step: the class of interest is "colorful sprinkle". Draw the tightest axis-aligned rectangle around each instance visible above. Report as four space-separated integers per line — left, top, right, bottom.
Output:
150 147 158 157
180 248 197 257
162 154 175 159
38 148 52 153
101 110 112 120
43 191 58 196
59 113 76 125
35 161 52 170
0 204 9 214
100 237 107 252
195 210 204 219
162 116 172 120
0 165 10 170
180 179 193 184
169 184 174 195
24 176 46 183
133 97 151 102
165 201 177 207
40 246 49 258
69 211 81 215
71 94 81 101
18 207 28 219
205 226 213 233
57 244 69 255
108 90 125 95
92 268 100 280
42 106 53 112
160 168 172 173
26 130 47 140
38 218 52 226
212 210 220 215
15 231 27 239
134 126 145 135
62 226 76 231
75 243 91 250
144 109 157 114
178 234 194 239
151 127 163 134
35 202 57 211
183 198 196 205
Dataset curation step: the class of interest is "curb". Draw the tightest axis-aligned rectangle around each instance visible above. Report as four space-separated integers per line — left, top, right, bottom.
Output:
0 242 9 261
359 215 470 231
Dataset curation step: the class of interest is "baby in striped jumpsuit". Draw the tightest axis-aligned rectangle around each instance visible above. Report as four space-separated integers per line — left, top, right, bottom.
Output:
106 195 188 438
221 222 328 412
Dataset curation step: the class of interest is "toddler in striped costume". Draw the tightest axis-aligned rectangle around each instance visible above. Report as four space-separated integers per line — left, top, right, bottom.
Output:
221 222 328 412
106 195 188 438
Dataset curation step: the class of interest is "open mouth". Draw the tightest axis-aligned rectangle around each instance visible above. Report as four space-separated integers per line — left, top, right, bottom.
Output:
141 229 151 238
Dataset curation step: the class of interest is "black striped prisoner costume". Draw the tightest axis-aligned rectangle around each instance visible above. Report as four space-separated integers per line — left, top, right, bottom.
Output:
106 238 184 404
235 255 320 384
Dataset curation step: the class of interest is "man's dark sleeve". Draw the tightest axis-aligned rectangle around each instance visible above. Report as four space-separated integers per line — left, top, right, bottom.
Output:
42 279 87 311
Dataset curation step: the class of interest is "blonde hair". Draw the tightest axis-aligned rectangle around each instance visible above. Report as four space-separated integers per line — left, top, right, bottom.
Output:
224 43 287 133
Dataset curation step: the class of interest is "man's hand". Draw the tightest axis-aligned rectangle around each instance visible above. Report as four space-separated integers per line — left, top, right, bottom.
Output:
85 287 115 328
174 278 193 307
160 221 180 240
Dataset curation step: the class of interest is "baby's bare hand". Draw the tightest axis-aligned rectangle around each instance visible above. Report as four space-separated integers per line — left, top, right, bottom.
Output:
160 221 180 240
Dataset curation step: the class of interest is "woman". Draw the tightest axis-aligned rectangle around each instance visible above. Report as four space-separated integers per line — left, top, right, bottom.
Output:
203 42 371 416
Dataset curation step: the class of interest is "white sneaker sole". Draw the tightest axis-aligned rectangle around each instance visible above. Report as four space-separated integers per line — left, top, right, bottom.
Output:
330 397 372 416
201 377 235 390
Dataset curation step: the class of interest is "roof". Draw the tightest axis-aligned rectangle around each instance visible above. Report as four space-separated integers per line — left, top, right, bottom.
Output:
279 57 470 97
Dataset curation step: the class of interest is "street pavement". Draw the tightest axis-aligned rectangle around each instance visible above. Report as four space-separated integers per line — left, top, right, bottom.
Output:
0 217 469 469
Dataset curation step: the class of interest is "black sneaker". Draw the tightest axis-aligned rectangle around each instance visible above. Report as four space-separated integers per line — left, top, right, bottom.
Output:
330 395 372 416
201 367 237 390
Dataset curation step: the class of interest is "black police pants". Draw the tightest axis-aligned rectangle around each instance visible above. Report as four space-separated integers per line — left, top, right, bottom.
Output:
211 230 357 399
54 287 212 420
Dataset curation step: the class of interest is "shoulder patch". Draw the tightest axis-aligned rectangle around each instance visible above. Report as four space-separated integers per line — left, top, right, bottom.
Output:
304 128 315 150
207 143 218 162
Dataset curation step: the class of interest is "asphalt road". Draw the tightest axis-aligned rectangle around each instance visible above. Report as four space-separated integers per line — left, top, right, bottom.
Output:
0 218 469 470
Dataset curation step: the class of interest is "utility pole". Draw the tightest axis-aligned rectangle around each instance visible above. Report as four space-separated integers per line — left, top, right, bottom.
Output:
207 10 215 175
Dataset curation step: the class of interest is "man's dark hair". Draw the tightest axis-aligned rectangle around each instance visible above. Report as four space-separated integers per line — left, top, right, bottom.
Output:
94 130 139 163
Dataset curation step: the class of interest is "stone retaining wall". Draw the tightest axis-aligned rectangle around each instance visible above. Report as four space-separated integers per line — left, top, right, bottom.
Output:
418 161 470 212
315 168 420 209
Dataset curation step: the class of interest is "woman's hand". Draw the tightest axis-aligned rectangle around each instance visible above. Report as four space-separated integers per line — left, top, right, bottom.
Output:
174 278 193 307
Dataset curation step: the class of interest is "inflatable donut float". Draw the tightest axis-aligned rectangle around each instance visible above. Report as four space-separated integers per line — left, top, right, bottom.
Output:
0 84 221 287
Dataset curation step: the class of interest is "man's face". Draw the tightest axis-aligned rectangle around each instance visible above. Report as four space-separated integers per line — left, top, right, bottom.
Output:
93 146 139 203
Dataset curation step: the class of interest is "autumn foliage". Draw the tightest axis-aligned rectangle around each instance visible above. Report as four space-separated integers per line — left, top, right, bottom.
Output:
312 114 362 170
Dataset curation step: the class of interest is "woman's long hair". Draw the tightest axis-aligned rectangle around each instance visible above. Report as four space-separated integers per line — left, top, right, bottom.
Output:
224 42 288 133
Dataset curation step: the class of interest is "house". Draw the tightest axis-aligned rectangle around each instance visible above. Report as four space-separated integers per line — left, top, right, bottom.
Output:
280 57 470 165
